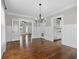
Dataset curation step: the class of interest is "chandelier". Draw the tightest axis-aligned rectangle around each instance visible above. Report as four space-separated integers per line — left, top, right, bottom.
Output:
35 3 46 23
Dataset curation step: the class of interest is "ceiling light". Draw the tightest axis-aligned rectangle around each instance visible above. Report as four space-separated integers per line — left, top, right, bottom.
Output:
35 3 46 23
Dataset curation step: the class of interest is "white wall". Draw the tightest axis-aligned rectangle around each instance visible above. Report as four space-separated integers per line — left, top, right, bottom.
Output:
32 19 54 41
32 23 42 38
6 25 20 42
44 27 54 41
6 26 12 42
5 6 77 48
5 13 54 41
50 6 77 48
44 19 54 41
33 6 76 48
62 24 77 48
1 6 6 56
48 6 77 24
5 14 33 42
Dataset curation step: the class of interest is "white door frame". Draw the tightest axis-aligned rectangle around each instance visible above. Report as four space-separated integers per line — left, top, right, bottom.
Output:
51 14 64 40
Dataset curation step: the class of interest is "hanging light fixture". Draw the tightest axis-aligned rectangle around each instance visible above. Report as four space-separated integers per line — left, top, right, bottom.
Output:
35 3 46 23
39 3 44 23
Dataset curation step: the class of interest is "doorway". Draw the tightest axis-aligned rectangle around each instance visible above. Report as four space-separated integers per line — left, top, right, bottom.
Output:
12 19 32 47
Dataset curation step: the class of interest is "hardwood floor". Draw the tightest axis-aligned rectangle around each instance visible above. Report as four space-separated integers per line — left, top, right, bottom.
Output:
2 39 77 59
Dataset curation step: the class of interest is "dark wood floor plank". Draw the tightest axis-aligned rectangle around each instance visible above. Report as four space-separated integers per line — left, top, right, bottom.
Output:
2 39 77 59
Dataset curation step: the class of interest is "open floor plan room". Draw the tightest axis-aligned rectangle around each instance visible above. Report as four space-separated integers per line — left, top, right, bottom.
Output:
1 0 77 59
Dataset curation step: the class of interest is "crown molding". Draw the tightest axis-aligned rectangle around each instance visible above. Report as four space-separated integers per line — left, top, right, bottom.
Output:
45 3 77 18
6 11 35 20
5 3 77 19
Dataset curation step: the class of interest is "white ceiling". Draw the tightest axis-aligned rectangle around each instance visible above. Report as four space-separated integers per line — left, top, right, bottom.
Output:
6 0 76 18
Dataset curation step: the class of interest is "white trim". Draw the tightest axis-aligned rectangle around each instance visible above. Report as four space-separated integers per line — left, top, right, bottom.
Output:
51 14 64 20
6 4 76 19
6 11 35 20
18 18 33 22
62 24 77 48
46 4 77 18
51 15 64 40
